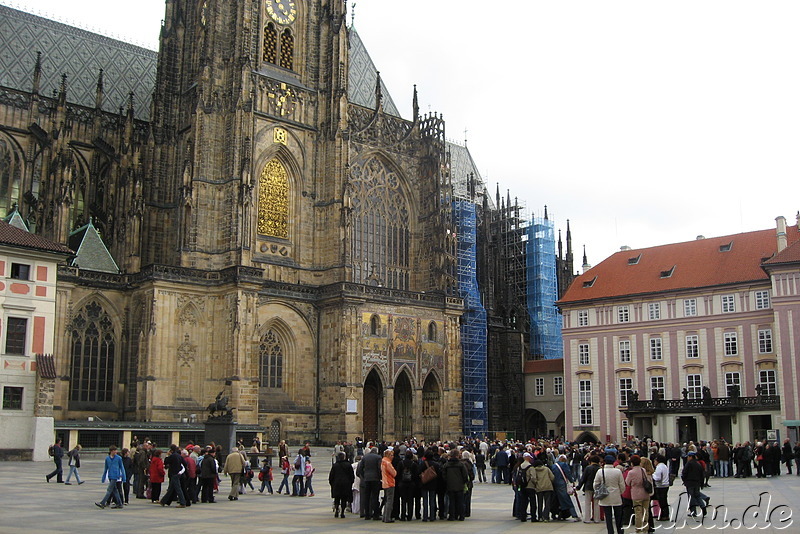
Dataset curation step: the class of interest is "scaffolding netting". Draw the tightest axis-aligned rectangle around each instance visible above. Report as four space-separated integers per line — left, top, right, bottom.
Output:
527 217 563 359
454 200 488 436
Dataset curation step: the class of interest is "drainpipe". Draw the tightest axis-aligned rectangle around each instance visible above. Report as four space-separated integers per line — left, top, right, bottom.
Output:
314 305 321 444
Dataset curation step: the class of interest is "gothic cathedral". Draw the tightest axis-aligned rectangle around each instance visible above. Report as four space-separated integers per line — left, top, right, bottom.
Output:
0 1 466 443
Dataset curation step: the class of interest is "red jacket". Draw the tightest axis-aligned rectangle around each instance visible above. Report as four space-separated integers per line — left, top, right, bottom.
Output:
149 456 165 483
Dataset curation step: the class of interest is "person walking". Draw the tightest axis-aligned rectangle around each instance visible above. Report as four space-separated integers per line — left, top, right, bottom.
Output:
64 444 84 485
305 457 316 496
577 454 601 523
276 456 291 494
329 451 355 518
46 438 65 483
381 448 397 523
95 446 126 509
159 444 188 507
594 455 626 534
682 451 708 518
258 459 274 494
223 446 246 501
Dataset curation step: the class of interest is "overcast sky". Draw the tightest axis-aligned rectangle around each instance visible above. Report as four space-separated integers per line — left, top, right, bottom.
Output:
9 0 800 266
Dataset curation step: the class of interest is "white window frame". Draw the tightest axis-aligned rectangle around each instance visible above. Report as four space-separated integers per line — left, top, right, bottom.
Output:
579 380 593 425
759 370 777 396
578 343 590 366
650 376 665 399
684 298 697 317
648 302 661 320
535 377 544 396
685 335 699 358
553 376 563 396
578 310 589 327
619 339 631 363
724 332 738 356
687 374 702 400
722 294 736 313
725 372 741 397
650 337 662 360
758 329 773 354
621 419 630 441
619 377 633 407
755 290 770 310
618 305 630 323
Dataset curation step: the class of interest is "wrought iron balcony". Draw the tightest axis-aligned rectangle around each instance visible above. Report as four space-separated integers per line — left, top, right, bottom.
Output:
624 395 781 415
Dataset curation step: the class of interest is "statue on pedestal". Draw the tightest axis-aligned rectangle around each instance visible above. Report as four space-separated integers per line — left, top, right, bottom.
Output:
207 390 235 421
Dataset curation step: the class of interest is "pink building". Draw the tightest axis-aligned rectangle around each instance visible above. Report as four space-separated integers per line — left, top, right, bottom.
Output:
558 216 800 444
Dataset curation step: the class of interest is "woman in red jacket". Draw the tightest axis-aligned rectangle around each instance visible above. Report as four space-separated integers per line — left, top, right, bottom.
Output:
149 449 166 503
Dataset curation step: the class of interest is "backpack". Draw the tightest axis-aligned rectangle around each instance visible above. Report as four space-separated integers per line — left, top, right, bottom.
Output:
48 445 54 457
514 465 530 487
294 456 302 470
402 467 412 482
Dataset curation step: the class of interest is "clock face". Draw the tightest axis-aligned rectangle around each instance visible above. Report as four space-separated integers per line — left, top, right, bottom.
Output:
266 0 297 25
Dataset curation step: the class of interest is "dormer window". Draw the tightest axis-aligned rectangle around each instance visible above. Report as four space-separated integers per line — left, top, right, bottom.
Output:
582 276 597 288
628 254 641 265
719 241 733 252
660 265 675 278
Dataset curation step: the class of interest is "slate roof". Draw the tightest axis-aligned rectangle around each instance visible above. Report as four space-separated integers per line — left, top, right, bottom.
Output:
559 226 799 304
68 219 119 274
36 353 57 379
449 141 494 209
0 219 72 256
348 27 401 116
0 5 157 120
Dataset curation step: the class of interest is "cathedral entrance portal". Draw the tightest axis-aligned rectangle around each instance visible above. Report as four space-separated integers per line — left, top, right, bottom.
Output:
363 370 383 442
394 371 413 440
422 374 441 442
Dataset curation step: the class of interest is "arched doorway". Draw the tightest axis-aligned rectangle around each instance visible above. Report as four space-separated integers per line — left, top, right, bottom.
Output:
394 371 413 439
422 373 441 441
575 431 599 444
363 369 383 441
555 411 566 438
269 419 282 444
524 409 547 439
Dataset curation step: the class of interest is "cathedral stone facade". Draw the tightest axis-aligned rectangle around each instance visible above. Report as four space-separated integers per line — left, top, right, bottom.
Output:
0 2 466 443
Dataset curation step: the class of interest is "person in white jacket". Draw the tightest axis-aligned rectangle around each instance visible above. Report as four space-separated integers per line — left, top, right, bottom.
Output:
594 455 627 534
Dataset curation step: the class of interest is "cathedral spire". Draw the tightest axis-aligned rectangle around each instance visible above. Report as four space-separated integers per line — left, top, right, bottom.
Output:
495 183 500 207
374 70 383 111
32 51 42 95
58 73 67 107
566 219 572 255
544 204 548 220
95 69 104 110
412 84 419 122
558 229 563 259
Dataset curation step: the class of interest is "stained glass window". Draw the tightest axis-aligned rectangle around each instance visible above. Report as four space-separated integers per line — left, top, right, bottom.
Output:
349 156 410 290
259 329 283 388
257 159 289 238
69 301 116 403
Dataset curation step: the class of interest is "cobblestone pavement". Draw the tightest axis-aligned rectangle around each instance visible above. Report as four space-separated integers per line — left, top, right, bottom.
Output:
4 454 799 533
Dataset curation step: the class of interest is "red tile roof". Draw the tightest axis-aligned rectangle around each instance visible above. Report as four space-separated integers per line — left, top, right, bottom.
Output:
559 226 798 304
763 238 800 266
0 220 73 255
524 358 564 374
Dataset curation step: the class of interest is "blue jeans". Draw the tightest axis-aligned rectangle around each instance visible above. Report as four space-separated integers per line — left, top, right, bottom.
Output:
65 465 81 484
277 473 290 494
101 479 123 506
422 487 436 520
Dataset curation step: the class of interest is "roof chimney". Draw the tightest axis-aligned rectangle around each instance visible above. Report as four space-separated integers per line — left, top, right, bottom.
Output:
696 235 705 240
620 245 631 251
776 216 788 252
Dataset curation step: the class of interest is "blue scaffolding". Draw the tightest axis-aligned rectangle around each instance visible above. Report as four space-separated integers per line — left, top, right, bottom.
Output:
527 217 563 359
454 200 488 436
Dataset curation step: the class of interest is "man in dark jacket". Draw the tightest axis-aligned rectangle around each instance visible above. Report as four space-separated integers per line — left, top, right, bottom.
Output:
159 444 187 507
494 446 509 484
46 439 64 483
681 452 708 517
356 447 383 520
443 449 469 521
199 448 218 503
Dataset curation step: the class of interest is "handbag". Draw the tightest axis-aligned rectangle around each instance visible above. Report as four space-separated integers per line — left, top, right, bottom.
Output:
594 467 610 499
641 467 653 493
420 461 437 485
555 463 576 495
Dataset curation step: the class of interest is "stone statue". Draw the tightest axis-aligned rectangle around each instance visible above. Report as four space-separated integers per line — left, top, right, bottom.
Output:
207 390 235 420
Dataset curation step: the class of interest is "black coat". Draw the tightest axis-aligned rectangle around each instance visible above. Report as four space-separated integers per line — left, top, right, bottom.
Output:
329 459 355 500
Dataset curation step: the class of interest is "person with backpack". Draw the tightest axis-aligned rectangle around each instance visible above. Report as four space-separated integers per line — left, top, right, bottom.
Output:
276 455 291 494
258 458 274 494
291 449 306 496
396 450 418 520
64 444 84 485
46 438 64 483
515 452 536 522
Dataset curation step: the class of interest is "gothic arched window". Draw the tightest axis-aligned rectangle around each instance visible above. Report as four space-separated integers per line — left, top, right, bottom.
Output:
370 315 380 336
257 159 289 238
350 156 410 290
263 23 277 64
428 321 437 342
259 329 283 388
69 301 116 403
280 29 294 70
